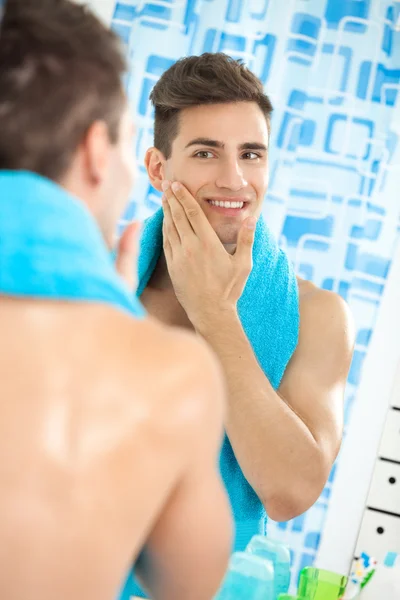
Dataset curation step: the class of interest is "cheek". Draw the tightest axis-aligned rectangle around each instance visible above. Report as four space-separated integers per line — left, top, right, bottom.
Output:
250 166 269 196
171 159 213 202
262 168 270 188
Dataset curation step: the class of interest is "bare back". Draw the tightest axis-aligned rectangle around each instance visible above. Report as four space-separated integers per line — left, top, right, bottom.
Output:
0 297 232 600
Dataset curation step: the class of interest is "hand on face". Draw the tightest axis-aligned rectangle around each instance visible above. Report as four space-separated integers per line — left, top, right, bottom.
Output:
161 180 256 328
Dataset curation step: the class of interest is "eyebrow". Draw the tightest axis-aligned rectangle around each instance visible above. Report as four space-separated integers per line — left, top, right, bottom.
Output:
185 138 268 151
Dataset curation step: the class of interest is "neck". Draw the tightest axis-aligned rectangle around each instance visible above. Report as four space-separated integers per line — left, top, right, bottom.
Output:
148 252 174 290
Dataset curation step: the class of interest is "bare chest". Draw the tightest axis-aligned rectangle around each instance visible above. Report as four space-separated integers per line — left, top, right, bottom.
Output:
140 287 194 331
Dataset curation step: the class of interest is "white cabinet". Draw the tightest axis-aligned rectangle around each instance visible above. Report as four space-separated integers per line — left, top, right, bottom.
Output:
356 413 400 561
356 509 400 562
367 461 400 515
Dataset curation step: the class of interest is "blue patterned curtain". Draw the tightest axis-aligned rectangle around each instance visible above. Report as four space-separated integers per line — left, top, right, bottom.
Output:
111 0 400 588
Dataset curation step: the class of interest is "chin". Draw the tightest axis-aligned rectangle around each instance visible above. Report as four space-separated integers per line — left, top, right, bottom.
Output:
214 225 240 246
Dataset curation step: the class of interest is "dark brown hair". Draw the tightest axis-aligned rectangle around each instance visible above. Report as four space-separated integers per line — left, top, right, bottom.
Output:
0 0 127 181
149 52 273 159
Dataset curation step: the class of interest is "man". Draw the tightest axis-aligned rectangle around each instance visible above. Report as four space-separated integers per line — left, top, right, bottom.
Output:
138 51 355 551
0 2 232 600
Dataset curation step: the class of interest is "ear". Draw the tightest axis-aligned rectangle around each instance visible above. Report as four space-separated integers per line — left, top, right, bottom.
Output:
81 121 112 185
145 147 166 192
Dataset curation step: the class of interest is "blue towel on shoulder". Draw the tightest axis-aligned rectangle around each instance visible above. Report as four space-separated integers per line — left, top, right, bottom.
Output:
0 170 145 318
124 206 300 599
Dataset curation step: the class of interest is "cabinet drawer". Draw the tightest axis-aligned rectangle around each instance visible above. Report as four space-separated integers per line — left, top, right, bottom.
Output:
367 460 400 515
379 409 400 462
356 509 400 561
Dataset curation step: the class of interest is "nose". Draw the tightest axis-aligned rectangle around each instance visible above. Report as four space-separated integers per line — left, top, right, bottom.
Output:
215 158 247 192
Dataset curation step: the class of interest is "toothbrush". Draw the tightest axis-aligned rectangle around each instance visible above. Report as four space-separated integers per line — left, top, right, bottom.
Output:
341 553 377 599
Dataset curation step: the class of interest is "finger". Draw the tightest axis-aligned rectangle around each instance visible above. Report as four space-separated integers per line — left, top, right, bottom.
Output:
169 181 219 244
235 217 256 270
162 216 173 263
162 180 195 240
115 220 142 291
162 193 180 247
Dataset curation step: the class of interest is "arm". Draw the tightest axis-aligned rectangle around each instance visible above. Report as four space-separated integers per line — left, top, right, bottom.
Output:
197 288 355 522
135 336 233 600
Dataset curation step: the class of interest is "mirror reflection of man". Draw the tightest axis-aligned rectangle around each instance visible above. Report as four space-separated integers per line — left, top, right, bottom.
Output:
139 51 355 547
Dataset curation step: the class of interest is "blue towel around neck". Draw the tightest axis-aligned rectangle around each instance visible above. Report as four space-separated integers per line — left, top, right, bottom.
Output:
0 170 145 319
123 205 300 598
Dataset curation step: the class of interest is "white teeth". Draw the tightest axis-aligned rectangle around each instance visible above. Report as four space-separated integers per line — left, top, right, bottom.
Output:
209 200 244 209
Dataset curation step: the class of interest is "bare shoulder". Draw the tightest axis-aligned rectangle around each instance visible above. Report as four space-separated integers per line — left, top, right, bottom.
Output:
297 277 353 327
295 277 355 363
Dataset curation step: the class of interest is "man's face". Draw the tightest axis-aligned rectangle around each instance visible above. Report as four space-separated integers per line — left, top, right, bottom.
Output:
163 101 270 247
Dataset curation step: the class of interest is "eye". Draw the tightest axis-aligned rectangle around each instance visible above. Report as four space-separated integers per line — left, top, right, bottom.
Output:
242 152 261 160
194 151 214 159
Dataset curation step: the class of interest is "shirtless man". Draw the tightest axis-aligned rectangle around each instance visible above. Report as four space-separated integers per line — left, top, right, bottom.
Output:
138 53 355 540
0 2 232 600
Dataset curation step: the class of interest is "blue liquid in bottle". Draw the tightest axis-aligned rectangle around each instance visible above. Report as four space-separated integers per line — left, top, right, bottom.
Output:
214 551 274 600
246 535 291 597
